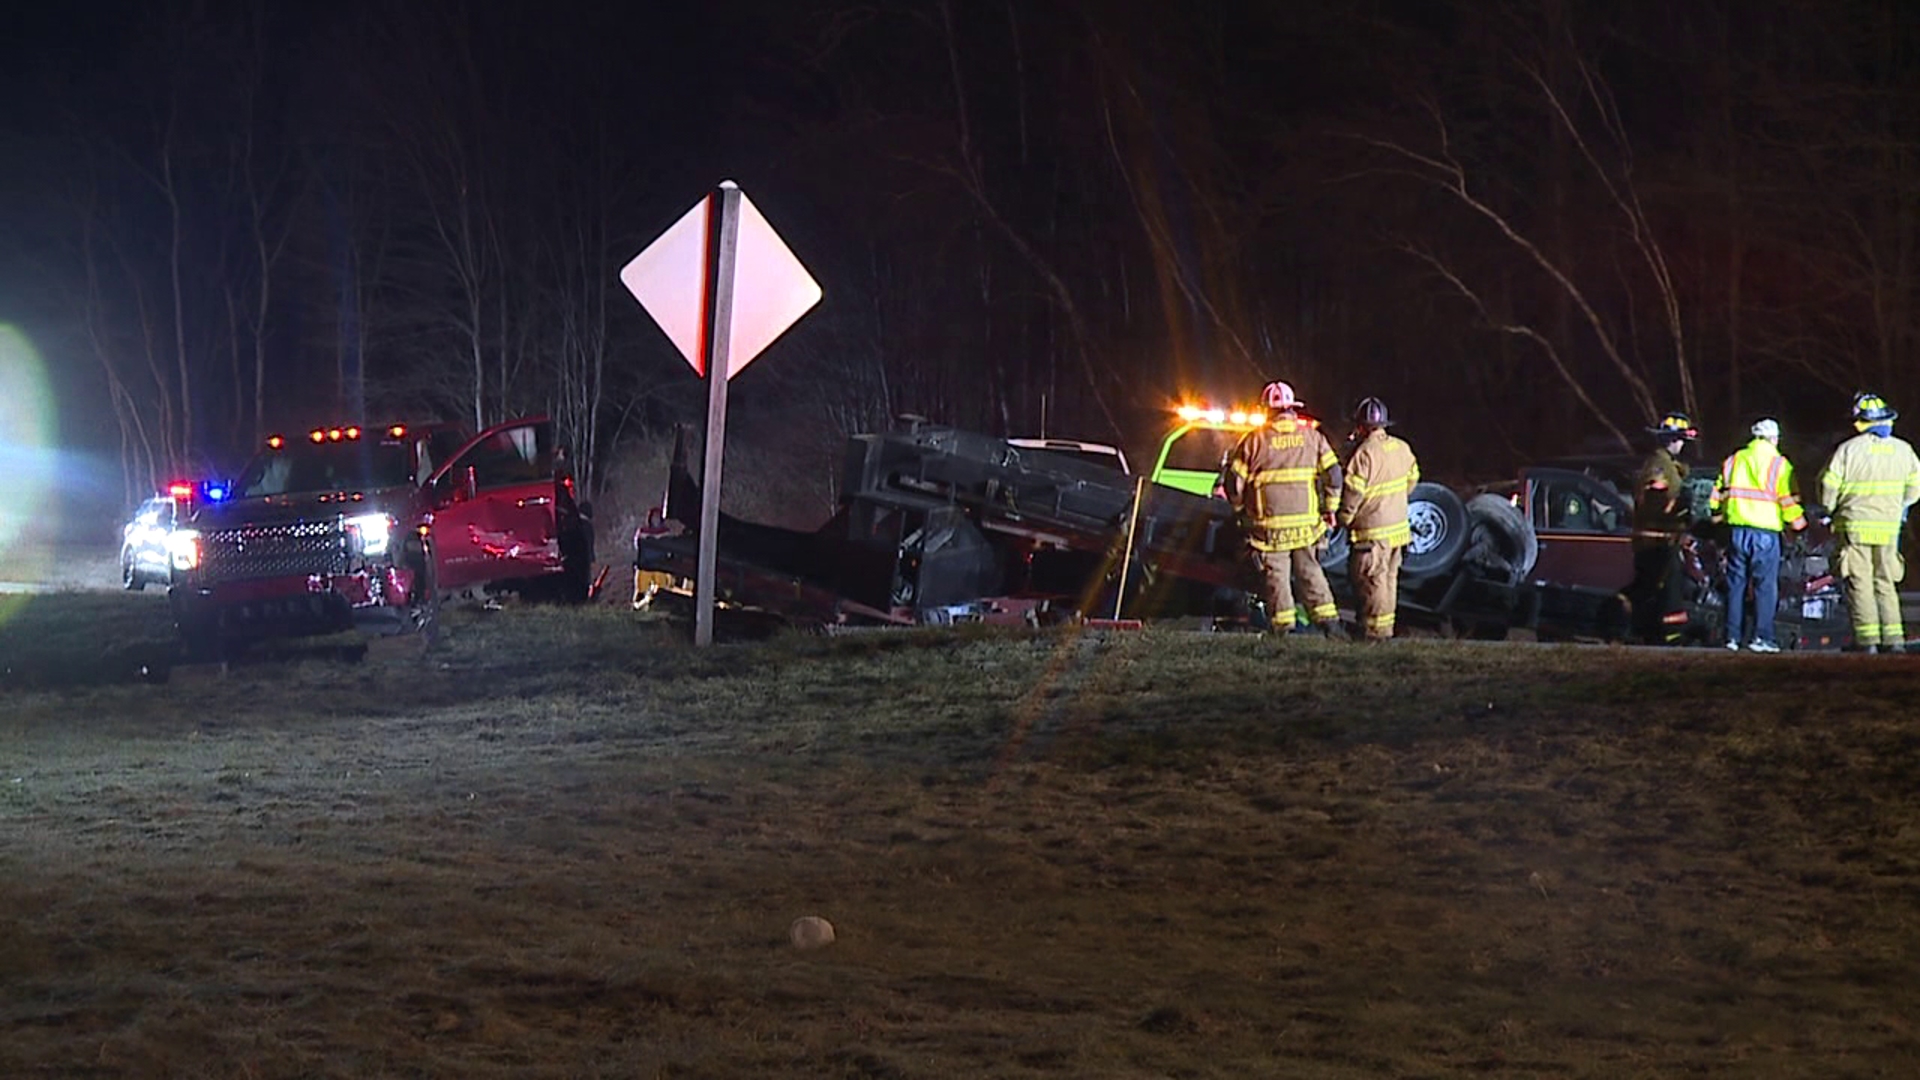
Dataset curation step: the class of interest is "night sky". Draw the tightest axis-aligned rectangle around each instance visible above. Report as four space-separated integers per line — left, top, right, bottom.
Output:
3 0 1919 520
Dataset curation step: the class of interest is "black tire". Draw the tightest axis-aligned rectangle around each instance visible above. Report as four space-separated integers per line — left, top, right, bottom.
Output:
409 545 442 643
1463 492 1539 585
177 625 224 665
560 525 595 603
121 549 143 591
1402 482 1471 579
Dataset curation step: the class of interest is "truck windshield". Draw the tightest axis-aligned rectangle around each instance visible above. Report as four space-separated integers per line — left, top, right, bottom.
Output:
235 441 414 497
1162 428 1244 474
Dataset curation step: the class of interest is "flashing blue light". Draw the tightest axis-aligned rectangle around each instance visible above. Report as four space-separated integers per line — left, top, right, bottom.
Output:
204 483 229 501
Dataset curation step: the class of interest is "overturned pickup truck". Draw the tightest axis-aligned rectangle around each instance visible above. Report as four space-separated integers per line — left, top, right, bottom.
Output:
1493 458 1852 649
637 417 1545 633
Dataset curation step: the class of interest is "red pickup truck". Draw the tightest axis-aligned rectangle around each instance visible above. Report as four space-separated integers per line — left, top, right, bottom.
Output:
166 417 593 658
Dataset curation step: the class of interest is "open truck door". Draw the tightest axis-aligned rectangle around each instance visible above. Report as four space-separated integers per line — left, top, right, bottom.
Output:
426 418 566 593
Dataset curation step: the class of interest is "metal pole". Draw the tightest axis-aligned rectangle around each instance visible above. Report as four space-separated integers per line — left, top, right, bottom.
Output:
694 182 743 648
1113 474 1147 620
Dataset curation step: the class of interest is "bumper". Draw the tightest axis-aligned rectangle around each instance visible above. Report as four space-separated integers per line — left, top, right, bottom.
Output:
170 564 420 640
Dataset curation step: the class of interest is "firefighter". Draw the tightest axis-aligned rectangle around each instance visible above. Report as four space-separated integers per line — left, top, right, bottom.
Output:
1625 411 1699 645
1817 392 1920 654
1336 396 1420 643
1220 381 1347 637
1709 417 1807 652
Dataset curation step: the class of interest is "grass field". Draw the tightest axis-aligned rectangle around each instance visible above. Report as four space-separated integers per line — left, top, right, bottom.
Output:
3 591 1919 1078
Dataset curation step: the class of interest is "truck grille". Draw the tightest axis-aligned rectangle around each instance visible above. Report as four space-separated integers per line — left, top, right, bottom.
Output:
199 519 348 582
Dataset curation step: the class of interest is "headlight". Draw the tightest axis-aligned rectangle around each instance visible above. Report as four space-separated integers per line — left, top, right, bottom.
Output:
346 512 396 557
168 530 201 571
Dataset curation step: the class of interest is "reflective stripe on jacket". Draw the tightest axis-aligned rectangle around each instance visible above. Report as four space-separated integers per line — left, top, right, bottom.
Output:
1337 429 1420 547
1710 438 1804 531
1819 432 1920 546
1222 415 1341 551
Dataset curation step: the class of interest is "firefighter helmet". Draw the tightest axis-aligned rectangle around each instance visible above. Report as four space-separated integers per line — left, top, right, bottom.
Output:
1852 391 1898 428
1647 411 1698 441
1351 396 1392 428
1262 381 1301 412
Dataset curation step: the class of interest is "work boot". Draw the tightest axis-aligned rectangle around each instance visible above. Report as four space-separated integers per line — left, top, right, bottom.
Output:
1316 619 1351 642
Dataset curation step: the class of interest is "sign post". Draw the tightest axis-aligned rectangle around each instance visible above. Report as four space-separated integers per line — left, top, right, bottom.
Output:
693 185 742 647
620 181 822 646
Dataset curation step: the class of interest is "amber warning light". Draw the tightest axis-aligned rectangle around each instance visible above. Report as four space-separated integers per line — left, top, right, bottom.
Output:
1175 404 1264 426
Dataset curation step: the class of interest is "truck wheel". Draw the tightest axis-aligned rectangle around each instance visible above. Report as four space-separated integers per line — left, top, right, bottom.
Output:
122 550 142 591
409 552 442 642
177 624 225 665
1401 483 1470 579
1463 493 1538 585
560 525 595 603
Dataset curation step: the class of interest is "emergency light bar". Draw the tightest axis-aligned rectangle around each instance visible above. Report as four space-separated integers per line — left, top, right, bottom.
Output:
1175 404 1265 426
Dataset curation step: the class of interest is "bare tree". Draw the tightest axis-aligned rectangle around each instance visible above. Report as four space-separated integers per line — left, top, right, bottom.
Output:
1353 35 1692 448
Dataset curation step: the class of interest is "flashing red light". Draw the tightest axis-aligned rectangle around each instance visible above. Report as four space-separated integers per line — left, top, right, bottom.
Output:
388 424 407 438
327 428 344 441
267 434 285 449
309 430 325 443
167 482 193 499
345 426 361 440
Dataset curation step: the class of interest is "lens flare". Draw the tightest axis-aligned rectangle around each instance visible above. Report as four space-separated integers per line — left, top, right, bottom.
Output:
0 326 58 609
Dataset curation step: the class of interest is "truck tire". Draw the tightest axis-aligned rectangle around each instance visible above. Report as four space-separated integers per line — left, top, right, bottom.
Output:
559 523 595 603
1402 482 1471 580
176 621 226 665
1463 493 1538 585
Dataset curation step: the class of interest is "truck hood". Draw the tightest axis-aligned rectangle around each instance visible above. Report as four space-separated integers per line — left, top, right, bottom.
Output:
184 488 414 531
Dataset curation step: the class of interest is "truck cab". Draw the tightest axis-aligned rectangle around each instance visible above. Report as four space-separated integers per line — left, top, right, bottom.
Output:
1148 404 1264 496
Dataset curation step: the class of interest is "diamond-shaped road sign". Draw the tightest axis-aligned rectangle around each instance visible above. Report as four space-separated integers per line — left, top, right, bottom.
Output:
619 185 822 379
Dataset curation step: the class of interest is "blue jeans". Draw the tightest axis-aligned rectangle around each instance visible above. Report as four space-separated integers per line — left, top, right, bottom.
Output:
1724 526 1782 645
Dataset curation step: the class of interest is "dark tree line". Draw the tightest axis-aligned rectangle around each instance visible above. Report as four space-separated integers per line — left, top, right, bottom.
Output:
3 0 1917 512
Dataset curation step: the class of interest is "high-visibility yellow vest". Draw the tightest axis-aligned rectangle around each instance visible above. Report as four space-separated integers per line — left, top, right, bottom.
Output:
1710 439 1804 531
1819 432 1920 545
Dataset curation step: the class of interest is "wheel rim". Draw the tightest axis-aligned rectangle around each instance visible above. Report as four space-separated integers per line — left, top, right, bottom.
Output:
1407 500 1449 557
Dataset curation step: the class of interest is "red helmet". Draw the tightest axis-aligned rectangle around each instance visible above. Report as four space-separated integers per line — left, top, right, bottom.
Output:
1262 381 1301 411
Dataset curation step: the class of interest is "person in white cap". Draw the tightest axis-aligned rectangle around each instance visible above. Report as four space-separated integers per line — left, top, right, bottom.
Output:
1709 417 1808 652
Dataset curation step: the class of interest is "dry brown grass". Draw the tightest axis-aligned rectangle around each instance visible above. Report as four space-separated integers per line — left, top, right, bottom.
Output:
3 594 1920 1078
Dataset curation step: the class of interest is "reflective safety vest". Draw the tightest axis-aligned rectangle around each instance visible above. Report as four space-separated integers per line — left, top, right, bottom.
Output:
1222 415 1341 551
1819 432 1920 546
1338 428 1420 547
1710 438 1804 531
